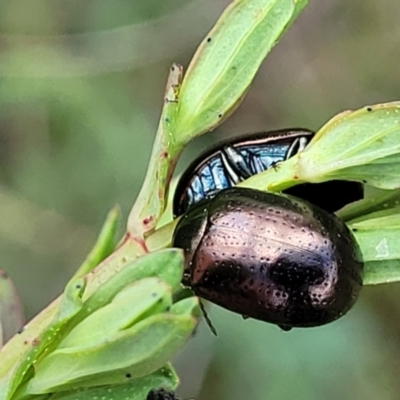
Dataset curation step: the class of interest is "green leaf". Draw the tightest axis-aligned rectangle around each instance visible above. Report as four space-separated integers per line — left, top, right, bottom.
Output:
0 277 87 400
0 237 147 397
350 207 400 228
296 103 400 189
56 278 86 323
363 260 400 286
169 297 201 318
173 0 308 143
127 0 308 236
240 102 400 193
15 250 193 397
1 249 184 400
349 208 400 285
59 278 173 350
0 207 120 399
23 312 197 395
73 206 121 279
78 249 184 318
337 188 400 222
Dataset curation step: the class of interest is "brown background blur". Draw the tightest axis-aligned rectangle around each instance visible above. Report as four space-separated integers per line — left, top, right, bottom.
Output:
0 0 399 399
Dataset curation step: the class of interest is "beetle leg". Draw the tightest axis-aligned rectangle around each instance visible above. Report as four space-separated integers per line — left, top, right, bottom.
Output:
270 160 281 171
286 136 309 159
286 137 300 159
298 136 309 152
222 146 252 181
199 299 218 336
220 150 242 184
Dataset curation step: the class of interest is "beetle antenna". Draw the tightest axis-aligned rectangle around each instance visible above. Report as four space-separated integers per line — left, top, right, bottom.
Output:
199 300 218 336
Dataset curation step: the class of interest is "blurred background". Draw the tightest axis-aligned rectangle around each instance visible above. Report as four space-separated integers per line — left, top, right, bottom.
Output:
0 0 399 398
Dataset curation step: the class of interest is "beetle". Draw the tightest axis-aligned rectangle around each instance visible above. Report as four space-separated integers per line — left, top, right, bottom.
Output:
146 389 195 400
173 129 313 216
172 187 363 330
173 129 363 216
147 389 180 400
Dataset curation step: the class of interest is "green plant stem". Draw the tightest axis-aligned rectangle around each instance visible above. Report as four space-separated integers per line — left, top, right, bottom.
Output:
145 218 179 253
127 65 183 237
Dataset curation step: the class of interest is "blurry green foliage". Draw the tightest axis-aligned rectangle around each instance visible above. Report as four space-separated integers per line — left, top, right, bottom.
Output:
1 0 400 399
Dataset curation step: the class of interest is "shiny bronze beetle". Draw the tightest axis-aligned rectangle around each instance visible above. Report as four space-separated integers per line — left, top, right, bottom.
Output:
173 187 363 330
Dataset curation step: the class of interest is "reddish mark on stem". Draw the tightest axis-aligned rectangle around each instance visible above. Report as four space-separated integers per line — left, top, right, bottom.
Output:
143 216 154 226
161 151 169 159
123 232 149 253
133 236 149 252
32 338 41 347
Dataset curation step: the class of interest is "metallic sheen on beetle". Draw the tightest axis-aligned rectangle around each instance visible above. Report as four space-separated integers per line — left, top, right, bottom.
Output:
173 187 363 330
173 129 363 216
